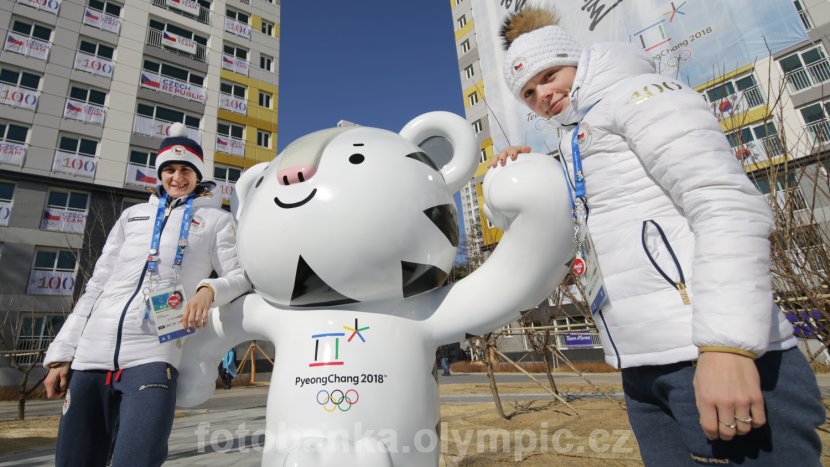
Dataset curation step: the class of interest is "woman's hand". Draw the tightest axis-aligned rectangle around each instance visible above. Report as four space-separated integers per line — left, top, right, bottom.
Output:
44 364 70 399
489 146 531 168
182 286 214 330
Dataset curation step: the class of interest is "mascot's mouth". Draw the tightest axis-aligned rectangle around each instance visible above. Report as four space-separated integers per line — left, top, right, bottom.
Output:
274 188 317 209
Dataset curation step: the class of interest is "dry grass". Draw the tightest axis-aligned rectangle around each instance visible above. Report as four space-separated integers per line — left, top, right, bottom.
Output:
0 415 59 456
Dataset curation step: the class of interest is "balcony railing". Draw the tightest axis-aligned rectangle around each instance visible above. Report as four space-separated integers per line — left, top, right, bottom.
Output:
52 150 97 179
806 119 830 145
0 140 26 167
41 206 88 233
147 29 207 63
799 9 814 31
785 58 830 93
4 32 50 60
224 17 252 39
133 115 201 142
151 0 210 25
709 85 765 116
219 93 247 114
215 134 245 157
0 83 40 111
82 6 121 34
27 270 77 296
74 51 114 78
140 70 206 104
64 99 105 125
222 53 249 76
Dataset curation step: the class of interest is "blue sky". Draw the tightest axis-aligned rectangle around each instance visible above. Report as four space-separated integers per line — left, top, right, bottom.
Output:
277 1 469 254
277 1 465 150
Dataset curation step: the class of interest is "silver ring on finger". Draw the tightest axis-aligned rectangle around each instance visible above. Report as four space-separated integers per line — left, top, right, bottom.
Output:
735 416 752 424
723 421 737 429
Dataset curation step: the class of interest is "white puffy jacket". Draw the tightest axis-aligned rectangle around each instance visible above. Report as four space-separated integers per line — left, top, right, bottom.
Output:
44 187 251 371
559 42 795 368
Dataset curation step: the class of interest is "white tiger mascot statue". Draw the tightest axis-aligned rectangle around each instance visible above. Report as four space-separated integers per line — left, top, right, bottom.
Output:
177 112 574 466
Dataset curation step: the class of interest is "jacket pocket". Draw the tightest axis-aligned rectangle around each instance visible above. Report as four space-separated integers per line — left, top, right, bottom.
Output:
641 220 691 305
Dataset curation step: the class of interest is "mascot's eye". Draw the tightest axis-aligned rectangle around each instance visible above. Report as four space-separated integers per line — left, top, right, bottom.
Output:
349 154 365 165
255 176 264 188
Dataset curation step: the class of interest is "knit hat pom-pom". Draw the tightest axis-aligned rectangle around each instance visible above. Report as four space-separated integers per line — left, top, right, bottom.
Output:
500 7 561 50
168 122 188 138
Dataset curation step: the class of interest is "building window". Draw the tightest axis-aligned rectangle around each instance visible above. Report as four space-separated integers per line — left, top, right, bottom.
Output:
257 130 271 148
794 1 813 31
46 190 89 213
34 248 78 273
468 91 479 106
0 181 15 203
472 119 483 134
149 20 207 45
702 74 764 112
779 45 830 93
479 148 487 163
464 65 474 80
69 85 106 106
0 68 41 90
129 148 157 169
259 91 272 108
214 164 242 183
261 19 275 36
88 0 122 17
143 59 204 86
136 103 200 128
12 19 52 42
260 54 274 71
224 43 249 60
220 81 246 99
79 39 114 60
60 135 98 157
457 15 467 29
0 122 28 143
726 122 784 161
218 122 244 140
15 314 66 366
460 39 470 54
226 8 249 24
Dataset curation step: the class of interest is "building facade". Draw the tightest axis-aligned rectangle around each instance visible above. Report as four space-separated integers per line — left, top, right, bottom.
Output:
0 0 280 384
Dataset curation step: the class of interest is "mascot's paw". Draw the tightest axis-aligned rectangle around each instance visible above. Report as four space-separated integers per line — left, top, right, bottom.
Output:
483 154 568 230
281 436 393 467
176 365 218 407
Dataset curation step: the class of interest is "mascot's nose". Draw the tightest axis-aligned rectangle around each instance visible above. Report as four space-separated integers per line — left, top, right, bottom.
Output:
277 165 317 185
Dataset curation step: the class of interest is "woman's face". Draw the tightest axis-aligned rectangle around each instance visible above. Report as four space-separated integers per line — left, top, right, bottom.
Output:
519 66 578 119
161 163 198 198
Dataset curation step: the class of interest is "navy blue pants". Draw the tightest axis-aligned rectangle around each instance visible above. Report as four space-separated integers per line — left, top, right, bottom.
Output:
622 348 824 466
54 362 179 467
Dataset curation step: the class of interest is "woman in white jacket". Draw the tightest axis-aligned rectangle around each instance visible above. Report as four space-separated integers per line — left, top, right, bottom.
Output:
492 8 823 466
42 124 250 467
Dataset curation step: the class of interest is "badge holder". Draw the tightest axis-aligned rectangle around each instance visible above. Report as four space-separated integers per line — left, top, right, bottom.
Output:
147 284 194 343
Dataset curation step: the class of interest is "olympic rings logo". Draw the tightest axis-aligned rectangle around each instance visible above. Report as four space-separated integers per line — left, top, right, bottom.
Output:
317 389 359 413
665 49 692 69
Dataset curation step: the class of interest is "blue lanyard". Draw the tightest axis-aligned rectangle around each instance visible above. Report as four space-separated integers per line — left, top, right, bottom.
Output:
147 193 195 274
571 122 586 200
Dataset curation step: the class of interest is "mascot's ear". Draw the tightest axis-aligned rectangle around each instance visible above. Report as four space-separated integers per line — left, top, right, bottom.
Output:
230 162 269 220
399 111 478 193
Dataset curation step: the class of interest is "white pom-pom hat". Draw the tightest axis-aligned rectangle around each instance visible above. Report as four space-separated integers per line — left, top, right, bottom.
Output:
503 25 582 100
156 123 205 181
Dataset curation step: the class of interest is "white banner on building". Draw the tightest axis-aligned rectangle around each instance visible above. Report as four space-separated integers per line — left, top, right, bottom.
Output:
125 164 158 187
222 54 249 76
0 141 26 167
470 0 810 152
140 71 206 103
41 207 87 233
219 93 247 114
0 200 12 226
52 150 96 178
0 83 39 111
215 135 245 157
162 31 197 54
83 7 121 34
74 51 114 78
4 32 51 60
224 17 252 39
27 270 76 296
215 180 236 202
133 115 201 142
17 0 60 14
64 99 105 125
166 0 200 16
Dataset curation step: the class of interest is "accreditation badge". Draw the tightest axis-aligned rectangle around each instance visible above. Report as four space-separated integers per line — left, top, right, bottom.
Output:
146 285 194 342
573 204 608 315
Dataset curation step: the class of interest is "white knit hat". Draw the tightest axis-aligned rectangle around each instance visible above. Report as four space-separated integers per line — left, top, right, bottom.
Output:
503 25 582 100
156 122 205 181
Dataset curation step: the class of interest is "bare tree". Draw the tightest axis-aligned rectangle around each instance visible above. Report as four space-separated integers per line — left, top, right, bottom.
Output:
0 309 49 420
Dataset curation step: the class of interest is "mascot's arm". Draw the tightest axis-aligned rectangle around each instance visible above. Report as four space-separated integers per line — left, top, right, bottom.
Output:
176 294 270 407
426 154 575 345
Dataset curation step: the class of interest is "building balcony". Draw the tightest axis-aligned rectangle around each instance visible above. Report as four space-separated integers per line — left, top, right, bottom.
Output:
216 134 245 157
139 70 206 104
222 53 249 76
224 17 251 40
133 115 201 142
41 206 88 233
785 59 830 93
219 92 247 115
151 0 210 25
73 51 114 78
710 85 765 116
52 150 97 179
27 269 77 296
147 28 207 63
0 83 39 111
734 135 784 165
0 140 26 167
4 32 50 60
82 6 122 34
805 119 830 146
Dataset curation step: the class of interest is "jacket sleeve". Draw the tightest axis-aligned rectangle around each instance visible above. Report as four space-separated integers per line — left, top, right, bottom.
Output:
613 75 775 358
43 212 127 367
198 212 251 306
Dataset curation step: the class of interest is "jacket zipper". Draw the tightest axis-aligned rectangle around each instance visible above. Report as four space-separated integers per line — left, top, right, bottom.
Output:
641 220 691 305
112 201 174 370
